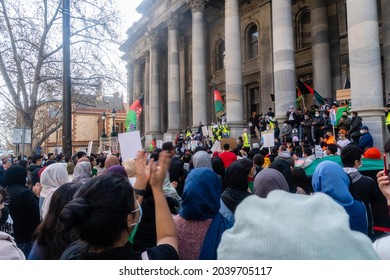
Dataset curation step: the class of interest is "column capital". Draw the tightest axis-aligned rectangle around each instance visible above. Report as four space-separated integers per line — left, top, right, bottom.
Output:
133 58 143 66
186 0 208 13
167 13 180 30
147 32 160 47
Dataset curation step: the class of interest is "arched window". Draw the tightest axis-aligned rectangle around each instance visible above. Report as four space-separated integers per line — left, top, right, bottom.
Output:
216 40 225 71
296 10 311 50
247 24 258 59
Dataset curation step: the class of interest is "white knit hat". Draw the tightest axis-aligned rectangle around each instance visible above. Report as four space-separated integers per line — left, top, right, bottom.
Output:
217 191 378 260
373 235 390 259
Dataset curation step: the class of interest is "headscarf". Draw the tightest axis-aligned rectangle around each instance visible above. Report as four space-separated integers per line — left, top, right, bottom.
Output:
254 168 289 198
72 161 92 185
312 161 353 207
40 163 69 220
40 163 69 198
105 165 127 178
180 168 232 259
192 151 212 169
221 160 252 213
105 155 120 170
217 191 379 260
270 159 296 193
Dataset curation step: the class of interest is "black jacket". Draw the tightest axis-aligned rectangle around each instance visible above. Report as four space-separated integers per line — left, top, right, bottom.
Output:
6 183 40 243
349 172 382 240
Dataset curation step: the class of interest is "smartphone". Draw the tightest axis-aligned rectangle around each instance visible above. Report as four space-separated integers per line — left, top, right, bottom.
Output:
385 153 390 175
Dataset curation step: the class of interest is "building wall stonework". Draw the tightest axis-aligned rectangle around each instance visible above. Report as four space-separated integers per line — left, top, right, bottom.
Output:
121 0 387 145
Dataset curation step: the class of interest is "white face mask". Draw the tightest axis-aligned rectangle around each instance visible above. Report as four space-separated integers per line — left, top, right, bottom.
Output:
130 200 143 228
315 114 319 117
360 130 364 134
283 124 287 127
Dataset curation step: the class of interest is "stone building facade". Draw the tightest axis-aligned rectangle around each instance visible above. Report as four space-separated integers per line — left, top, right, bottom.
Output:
120 0 390 149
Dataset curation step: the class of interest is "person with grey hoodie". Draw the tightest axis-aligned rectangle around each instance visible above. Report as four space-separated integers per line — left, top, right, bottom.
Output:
274 145 294 167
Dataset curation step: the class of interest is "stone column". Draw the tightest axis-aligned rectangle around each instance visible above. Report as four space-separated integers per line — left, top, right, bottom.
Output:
311 0 332 100
187 0 208 127
347 0 384 149
382 0 390 95
272 0 296 120
133 60 142 102
225 0 244 137
148 33 162 136
260 1 274 114
144 52 150 135
179 37 188 131
126 61 133 106
167 14 181 133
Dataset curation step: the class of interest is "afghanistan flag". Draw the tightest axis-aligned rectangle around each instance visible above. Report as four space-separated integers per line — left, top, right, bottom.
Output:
214 83 225 118
296 87 302 106
335 105 350 124
125 93 144 132
296 79 326 105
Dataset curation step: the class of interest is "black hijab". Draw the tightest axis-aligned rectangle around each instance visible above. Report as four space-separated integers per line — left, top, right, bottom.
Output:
269 159 297 193
221 160 252 213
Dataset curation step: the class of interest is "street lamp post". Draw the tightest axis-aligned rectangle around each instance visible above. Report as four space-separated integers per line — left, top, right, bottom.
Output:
101 112 107 138
110 108 117 137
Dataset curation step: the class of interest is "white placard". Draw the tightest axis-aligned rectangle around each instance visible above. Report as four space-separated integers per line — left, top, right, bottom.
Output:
329 109 337 125
87 141 93 156
315 145 323 159
163 134 172 143
208 127 213 138
156 140 163 149
261 131 275 148
118 131 142 160
191 140 197 151
202 126 209 136
210 140 221 152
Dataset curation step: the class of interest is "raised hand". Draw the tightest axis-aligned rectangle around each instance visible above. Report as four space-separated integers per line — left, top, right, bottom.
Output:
133 150 152 190
149 151 171 189
377 170 390 205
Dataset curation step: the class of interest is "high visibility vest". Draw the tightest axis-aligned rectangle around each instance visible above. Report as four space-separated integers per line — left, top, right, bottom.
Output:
186 129 192 138
386 113 390 125
242 132 250 148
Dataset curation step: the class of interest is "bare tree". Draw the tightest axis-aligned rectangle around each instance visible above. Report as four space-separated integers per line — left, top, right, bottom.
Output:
0 0 125 155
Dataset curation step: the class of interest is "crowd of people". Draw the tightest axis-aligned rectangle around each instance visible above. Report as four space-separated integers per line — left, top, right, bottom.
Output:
0 105 390 260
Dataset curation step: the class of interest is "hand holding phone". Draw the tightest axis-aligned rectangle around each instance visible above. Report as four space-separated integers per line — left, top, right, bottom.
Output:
385 153 390 176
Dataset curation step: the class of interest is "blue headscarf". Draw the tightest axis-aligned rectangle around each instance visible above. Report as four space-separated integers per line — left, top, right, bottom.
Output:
312 161 354 207
180 168 232 259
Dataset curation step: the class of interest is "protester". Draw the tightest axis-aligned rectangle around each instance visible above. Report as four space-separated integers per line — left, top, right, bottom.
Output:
253 168 289 198
218 143 237 169
3 165 40 257
40 163 69 220
358 126 373 151
60 151 178 260
219 160 252 224
312 161 368 235
173 168 232 260
341 144 382 240
28 183 81 259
